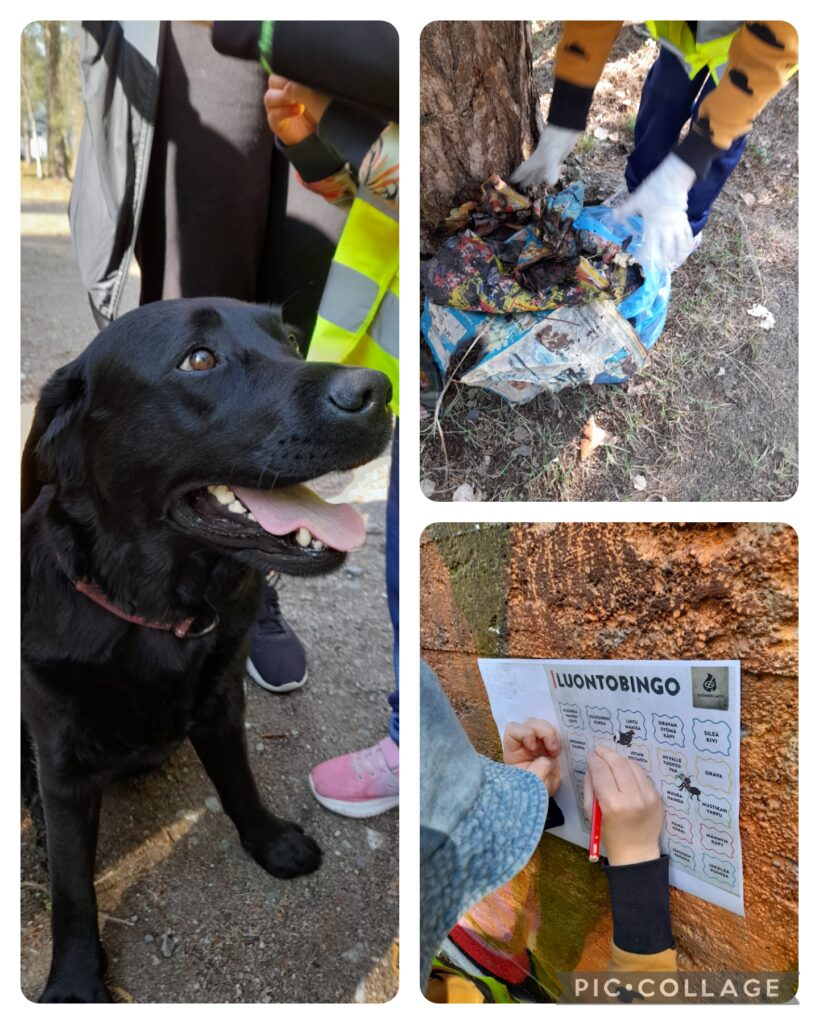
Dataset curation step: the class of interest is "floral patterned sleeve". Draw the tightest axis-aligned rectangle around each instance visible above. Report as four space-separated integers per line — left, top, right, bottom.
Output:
296 165 357 210
296 121 399 214
358 122 399 214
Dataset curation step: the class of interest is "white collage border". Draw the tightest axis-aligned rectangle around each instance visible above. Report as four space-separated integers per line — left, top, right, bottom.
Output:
3 3 815 1020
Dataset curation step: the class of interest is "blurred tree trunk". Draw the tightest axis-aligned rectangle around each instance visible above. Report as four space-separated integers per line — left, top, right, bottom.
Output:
44 22 70 178
420 21 539 253
20 74 42 177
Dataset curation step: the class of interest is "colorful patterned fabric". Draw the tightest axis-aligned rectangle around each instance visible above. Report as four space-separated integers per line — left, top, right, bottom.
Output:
359 123 399 211
422 179 641 315
298 165 357 208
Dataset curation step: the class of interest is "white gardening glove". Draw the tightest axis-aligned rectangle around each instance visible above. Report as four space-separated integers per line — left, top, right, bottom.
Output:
511 124 580 189
615 153 697 273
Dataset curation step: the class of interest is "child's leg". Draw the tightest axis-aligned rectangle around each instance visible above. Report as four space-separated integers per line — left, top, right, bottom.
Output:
627 46 749 236
685 79 748 235
625 47 707 193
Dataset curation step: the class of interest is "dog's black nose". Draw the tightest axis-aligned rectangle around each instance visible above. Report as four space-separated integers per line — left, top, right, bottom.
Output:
327 368 392 414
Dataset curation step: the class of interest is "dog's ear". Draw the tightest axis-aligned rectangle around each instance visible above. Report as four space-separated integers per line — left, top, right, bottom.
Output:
21 358 88 513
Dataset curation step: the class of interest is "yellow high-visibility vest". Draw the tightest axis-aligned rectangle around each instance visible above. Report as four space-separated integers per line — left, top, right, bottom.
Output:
308 192 399 415
647 21 742 83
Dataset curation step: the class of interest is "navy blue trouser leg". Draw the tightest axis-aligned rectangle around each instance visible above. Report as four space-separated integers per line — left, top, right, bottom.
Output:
625 46 748 236
386 425 399 745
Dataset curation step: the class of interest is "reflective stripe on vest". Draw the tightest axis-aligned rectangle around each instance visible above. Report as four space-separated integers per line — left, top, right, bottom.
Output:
369 286 399 359
308 195 399 415
646 21 741 83
317 263 380 335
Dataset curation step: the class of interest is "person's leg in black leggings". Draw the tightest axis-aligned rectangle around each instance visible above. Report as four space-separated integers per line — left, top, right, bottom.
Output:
135 22 273 302
135 20 343 322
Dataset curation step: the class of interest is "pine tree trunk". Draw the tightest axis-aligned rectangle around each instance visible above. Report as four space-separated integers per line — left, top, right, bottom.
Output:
420 21 540 253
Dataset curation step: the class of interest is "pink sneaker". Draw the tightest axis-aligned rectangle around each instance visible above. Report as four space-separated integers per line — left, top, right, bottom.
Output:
309 737 399 818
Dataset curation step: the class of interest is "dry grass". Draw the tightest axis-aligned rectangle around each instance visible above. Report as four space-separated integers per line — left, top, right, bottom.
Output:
20 164 72 204
420 22 798 502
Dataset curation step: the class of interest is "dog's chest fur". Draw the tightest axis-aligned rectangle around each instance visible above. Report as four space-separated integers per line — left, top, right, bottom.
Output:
22 523 262 783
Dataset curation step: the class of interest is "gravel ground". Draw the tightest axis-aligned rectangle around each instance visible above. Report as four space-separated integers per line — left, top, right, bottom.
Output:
21 232 140 403
21 202 399 1003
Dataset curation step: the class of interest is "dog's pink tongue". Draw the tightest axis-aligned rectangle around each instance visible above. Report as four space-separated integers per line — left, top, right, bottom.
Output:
233 484 365 552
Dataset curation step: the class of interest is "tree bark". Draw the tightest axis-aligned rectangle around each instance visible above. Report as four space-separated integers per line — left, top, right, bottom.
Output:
21 72 42 177
44 22 69 179
420 21 539 253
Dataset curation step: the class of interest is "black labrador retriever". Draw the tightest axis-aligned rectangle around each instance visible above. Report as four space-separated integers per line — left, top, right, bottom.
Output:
21 298 392 1002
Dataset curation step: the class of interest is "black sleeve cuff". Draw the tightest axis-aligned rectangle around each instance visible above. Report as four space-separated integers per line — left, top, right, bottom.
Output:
543 796 565 831
276 133 345 183
602 855 674 955
318 101 387 171
674 123 726 180
548 78 595 132
211 22 263 62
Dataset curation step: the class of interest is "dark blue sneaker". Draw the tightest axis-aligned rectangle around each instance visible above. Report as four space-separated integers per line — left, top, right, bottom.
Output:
246 585 307 693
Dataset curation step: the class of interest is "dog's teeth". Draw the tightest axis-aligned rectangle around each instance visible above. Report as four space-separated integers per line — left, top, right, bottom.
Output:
295 527 312 547
228 500 247 514
310 538 325 550
247 512 257 523
212 485 235 505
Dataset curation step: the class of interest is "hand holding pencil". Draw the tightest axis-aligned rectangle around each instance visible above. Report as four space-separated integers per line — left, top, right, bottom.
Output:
583 748 663 866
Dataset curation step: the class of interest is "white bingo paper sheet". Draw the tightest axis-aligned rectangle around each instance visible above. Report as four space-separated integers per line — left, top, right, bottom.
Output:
478 658 744 916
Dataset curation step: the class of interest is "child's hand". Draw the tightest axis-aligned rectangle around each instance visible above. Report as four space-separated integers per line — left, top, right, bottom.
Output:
583 747 662 866
502 718 562 796
263 75 330 145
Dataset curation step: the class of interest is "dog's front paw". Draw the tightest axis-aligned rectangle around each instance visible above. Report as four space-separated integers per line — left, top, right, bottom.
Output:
242 819 322 879
39 974 112 1003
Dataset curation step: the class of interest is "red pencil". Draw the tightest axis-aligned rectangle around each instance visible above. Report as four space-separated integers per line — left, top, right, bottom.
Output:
588 796 602 862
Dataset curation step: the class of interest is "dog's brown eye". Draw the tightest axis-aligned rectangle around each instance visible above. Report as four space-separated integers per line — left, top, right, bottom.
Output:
179 349 216 371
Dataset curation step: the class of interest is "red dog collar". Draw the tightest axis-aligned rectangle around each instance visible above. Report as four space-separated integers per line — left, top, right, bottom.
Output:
55 549 217 639
73 578 207 638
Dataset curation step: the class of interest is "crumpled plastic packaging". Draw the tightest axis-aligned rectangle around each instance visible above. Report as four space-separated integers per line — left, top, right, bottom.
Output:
421 178 671 403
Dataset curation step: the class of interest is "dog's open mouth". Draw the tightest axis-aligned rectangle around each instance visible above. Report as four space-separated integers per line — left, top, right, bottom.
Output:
170 481 365 568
